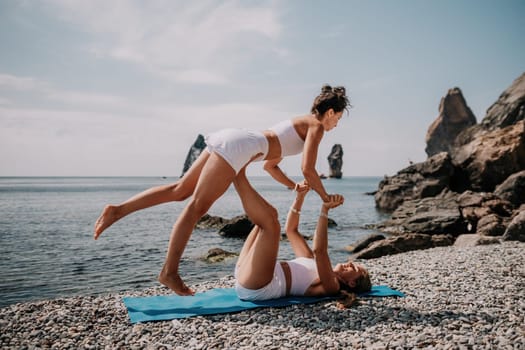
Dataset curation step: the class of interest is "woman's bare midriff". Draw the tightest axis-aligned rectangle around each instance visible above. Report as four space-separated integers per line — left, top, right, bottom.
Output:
262 130 282 160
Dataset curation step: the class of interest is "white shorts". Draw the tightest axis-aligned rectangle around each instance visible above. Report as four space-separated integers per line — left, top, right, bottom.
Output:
234 262 287 301
205 128 269 174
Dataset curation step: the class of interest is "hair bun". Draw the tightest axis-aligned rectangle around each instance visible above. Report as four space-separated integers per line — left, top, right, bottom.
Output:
333 86 346 96
321 84 333 93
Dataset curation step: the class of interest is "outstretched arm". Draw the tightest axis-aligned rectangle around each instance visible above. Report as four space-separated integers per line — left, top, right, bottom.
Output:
264 157 296 190
311 195 344 295
301 125 336 203
284 181 313 258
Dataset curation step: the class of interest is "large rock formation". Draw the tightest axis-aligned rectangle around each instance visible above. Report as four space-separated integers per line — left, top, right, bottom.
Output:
366 72 525 258
482 72 525 130
376 72 525 212
327 144 343 178
494 170 525 207
374 152 455 211
181 134 206 177
451 120 525 192
425 88 477 157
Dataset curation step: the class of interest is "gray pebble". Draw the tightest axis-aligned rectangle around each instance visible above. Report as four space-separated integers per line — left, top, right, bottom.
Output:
1 242 524 349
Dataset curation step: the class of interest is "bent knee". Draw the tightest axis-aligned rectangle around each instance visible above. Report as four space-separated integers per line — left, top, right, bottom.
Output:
258 205 280 234
187 197 214 217
168 182 193 201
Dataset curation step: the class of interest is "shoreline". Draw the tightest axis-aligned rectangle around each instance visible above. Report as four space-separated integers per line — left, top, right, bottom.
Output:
1 241 523 349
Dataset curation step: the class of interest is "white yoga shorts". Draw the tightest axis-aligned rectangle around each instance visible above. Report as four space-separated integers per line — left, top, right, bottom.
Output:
205 128 269 174
234 262 287 301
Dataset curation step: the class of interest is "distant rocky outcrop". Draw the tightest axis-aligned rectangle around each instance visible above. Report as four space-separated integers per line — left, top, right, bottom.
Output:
181 134 206 177
327 144 343 178
363 73 525 259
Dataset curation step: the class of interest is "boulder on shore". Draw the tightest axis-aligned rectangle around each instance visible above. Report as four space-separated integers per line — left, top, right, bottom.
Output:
374 152 455 212
494 170 525 207
451 120 525 192
351 233 454 259
502 206 525 242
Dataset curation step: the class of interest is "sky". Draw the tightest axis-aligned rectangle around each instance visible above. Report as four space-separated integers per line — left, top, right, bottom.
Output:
0 0 524 177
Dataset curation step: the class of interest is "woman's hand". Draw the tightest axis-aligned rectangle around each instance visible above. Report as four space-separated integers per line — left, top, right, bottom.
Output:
294 180 310 196
322 194 344 209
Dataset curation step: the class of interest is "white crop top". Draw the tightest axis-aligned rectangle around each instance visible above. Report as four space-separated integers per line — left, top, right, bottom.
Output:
268 120 305 157
287 257 319 295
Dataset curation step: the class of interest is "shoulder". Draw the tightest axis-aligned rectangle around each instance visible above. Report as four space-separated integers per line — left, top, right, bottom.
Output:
290 115 323 141
305 278 340 297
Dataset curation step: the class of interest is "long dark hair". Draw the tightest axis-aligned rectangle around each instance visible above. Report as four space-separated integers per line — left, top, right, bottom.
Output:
339 269 372 294
310 84 351 116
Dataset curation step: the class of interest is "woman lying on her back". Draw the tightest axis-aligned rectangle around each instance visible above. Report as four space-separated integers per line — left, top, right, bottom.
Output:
233 164 371 301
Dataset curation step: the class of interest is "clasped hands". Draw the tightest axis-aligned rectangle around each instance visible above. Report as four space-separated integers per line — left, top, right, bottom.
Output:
294 180 344 208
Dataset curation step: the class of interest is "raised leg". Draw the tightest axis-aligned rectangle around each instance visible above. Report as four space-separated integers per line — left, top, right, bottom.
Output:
94 151 210 239
158 152 236 295
233 168 281 290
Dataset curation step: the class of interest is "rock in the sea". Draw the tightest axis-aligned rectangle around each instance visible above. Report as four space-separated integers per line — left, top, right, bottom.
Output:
494 170 525 207
327 144 344 178
352 233 454 259
218 215 254 238
181 134 206 177
375 152 455 211
425 87 477 157
202 248 238 263
502 206 525 242
196 214 228 229
197 214 255 239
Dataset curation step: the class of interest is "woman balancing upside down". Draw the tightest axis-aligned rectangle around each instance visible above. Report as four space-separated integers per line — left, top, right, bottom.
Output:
94 85 351 295
233 166 371 300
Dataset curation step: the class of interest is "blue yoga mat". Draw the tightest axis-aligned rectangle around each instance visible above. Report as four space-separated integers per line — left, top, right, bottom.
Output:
123 286 405 323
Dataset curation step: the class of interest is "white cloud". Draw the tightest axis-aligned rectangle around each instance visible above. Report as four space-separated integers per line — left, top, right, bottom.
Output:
46 0 283 84
0 74 49 91
0 72 130 109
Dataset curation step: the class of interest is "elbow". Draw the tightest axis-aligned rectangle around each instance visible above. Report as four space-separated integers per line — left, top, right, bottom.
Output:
302 167 316 180
285 225 299 237
312 247 328 258
263 162 274 172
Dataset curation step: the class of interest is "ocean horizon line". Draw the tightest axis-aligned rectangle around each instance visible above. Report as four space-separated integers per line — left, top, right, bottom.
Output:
0 175 385 179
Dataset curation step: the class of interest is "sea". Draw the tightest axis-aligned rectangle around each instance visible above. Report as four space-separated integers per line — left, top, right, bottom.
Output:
0 176 389 308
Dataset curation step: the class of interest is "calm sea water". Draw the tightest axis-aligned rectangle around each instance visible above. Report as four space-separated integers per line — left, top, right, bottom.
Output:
0 176 389 308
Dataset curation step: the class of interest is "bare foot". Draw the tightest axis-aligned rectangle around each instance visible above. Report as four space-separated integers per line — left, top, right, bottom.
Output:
158 271 195 296
94 205 121 240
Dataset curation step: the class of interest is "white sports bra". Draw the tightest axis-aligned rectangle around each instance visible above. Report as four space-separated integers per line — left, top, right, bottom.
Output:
268 119 305 157
287 257 318 295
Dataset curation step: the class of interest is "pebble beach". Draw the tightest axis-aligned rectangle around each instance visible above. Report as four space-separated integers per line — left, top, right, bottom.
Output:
1 241 524 350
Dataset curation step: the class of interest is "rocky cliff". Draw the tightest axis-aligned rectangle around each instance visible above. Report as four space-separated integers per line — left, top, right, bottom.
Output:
360 73 525 259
